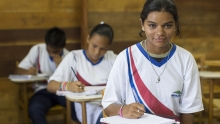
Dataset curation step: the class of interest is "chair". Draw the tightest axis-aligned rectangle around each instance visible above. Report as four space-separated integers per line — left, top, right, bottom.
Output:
15 61 66 124
199 59 220 123
102 89 108 118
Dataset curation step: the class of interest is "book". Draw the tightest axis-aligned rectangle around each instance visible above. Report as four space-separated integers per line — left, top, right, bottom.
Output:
100 113 178 124
56 86 105 96
8 74 50 82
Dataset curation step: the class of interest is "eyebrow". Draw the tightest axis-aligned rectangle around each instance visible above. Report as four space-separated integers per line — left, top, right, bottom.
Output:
147 21 174 24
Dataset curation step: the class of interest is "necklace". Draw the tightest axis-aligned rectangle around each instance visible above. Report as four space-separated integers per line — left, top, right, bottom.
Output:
144 41 170 83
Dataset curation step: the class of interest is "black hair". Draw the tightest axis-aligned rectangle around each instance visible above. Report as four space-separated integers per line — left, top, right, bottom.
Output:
89 23 114 44
45 27 66 48
139 0 181 37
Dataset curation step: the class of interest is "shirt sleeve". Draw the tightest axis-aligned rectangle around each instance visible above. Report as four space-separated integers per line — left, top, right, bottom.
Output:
18 45 39 70
179 54 204 113
102 50 127 109
48 51 76 83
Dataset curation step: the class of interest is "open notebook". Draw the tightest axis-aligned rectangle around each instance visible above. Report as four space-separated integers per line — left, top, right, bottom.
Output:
56 86 105 96
100 113 179 124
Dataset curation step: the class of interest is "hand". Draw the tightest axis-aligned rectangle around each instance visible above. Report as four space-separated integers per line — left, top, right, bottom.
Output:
67 81 85 92
122 102 145 119
51 54 62 66
27 67 37 75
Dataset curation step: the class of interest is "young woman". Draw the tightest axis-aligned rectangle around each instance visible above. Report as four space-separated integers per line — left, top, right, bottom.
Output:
102 0 203 124
47 22 117 124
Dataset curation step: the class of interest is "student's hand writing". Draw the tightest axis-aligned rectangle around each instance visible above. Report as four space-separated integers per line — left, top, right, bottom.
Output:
122 102 145 119
51 54 62 66
67 81 85 92
27 67 37 75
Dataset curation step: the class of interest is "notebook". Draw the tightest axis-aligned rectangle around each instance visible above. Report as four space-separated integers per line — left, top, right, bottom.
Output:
100 113 178 124
56 86 105 96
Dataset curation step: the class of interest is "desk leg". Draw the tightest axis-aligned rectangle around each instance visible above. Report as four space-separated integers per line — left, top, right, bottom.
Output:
22 83 29 124
66 99 72 124
81 102 87 124
209 79 213 124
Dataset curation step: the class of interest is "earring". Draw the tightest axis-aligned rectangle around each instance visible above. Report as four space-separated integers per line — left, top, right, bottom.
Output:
142 28 145 31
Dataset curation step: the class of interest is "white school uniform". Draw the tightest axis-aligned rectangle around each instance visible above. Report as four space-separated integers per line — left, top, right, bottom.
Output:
48 49 117 124
102 42 204 121
18 43 69 92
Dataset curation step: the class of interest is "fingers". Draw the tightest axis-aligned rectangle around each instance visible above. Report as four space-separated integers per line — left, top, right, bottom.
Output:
28 67 37 75
123 103 145 119
69 81 85 92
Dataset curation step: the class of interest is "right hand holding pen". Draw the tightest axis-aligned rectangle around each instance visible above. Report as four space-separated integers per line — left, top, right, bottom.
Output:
122 102 145 119
27 67 37 75
67 81 85 92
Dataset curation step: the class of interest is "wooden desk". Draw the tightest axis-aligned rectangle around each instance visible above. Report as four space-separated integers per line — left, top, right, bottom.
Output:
199 71 220 124
65 94 102 124
9 77 47 124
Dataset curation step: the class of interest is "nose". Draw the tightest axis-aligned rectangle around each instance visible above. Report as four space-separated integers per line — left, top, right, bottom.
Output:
156 26 164 36
94 48 100 56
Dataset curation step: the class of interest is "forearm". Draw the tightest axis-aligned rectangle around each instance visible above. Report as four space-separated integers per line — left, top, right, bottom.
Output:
47 80 61 93
14 68 29 75
104 103 122 117
180 113 194 124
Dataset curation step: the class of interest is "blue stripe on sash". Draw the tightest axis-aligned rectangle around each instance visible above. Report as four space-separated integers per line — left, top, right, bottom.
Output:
126 48 152 113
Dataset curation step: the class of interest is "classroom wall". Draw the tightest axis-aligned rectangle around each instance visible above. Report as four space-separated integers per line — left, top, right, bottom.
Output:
1 0 220 77
0 0 220 123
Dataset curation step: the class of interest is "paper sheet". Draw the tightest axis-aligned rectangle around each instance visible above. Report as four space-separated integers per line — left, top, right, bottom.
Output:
100 113 177 124
56 86 105 96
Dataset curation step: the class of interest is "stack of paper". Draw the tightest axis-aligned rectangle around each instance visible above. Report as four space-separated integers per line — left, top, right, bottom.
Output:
56 86 105 96
8 74 50 81
100 113 178 124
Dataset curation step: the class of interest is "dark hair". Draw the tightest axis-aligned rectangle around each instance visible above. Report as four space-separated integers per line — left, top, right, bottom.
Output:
89 23 114 44
45 27 66 48
139 0 181 37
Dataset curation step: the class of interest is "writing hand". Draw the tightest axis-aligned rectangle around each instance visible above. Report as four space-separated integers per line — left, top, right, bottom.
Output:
67 81 85 92
28 67 37 75
121 102 145 119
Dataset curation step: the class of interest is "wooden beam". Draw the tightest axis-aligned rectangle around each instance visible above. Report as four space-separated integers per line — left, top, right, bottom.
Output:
81 0 89 49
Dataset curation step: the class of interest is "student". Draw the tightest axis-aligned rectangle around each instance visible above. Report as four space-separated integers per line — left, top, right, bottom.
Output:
47 22 117 124
102 0 204 124
15 27 78 124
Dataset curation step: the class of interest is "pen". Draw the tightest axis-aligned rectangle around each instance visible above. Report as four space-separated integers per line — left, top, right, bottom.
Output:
71 67 83 89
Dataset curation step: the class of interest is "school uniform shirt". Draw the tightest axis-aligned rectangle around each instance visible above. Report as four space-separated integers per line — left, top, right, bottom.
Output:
102 42 204 121
48 49 117 124
18 43 69 92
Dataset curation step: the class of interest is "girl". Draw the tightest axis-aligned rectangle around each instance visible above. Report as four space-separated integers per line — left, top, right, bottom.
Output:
47 22 117 124
102 0 203 124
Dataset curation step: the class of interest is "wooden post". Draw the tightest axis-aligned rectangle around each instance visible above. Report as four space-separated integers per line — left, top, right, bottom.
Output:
81 0 88 49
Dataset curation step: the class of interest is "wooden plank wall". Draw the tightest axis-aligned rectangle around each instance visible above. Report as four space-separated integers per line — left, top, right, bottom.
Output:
0 0 82 77
0 0 220 123
88 0 220 59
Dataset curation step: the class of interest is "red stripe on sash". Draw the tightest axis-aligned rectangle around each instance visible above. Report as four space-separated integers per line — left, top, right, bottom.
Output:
76 73 106 86
129 47 177 118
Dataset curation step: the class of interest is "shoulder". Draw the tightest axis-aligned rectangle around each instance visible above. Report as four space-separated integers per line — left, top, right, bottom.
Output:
174 44 194 59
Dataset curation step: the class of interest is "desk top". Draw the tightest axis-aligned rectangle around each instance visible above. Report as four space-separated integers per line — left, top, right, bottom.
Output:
9 74 49 83
199 71 220 79
65 94 102 102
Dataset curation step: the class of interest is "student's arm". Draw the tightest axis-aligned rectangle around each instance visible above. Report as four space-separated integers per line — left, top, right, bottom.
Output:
14 67 37 75
47 80 84 93
180 113 194 124
104 103 145 119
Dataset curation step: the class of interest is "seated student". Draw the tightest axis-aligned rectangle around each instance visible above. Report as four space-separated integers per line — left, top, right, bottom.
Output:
102 0 204 124
15 27 78 124
47 22 117 124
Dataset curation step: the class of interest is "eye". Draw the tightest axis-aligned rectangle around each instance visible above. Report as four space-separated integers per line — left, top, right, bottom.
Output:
149 24 156 28
164 24 172 28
